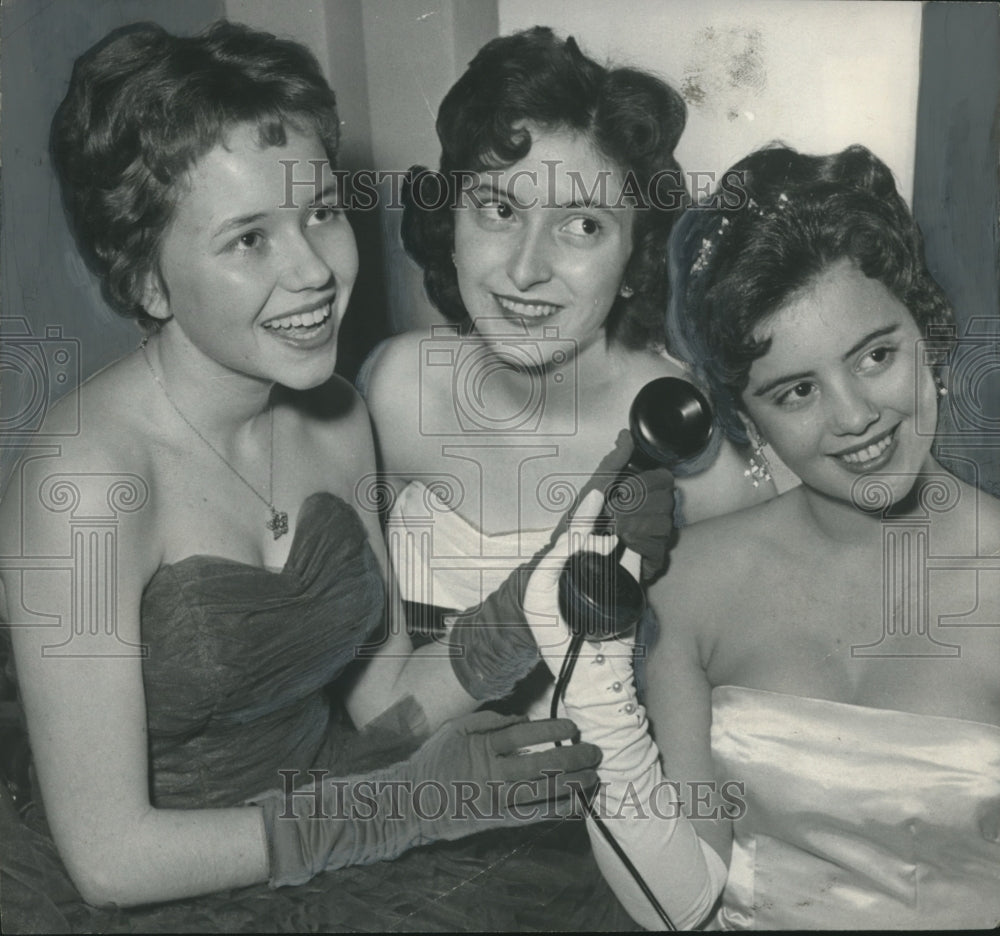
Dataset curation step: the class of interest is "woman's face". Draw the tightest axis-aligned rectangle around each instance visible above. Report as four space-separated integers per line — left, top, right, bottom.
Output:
148 122 358 390
451 127 635 364
741 259 937 507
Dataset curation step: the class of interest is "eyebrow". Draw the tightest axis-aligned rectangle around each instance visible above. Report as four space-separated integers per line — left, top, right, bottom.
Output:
751 324 902 398
471 180 617 213
212 182 340 238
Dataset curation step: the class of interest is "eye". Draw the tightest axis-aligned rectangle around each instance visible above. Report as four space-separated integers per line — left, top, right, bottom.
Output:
233 231 264 251
307 205 341 225
562 216 601 237
472 199 516 229
858 345 896 371
775 381 815 407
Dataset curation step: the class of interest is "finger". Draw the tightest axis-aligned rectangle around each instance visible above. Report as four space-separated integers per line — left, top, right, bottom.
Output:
458 709 525 736
490 716 580 755
501 739 603 781
567 488 607 535
619 546 642 581
504 766 600 809
524 739 602 775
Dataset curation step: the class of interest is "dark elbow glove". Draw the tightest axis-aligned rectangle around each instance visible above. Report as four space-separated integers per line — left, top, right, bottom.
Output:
255 710 600 887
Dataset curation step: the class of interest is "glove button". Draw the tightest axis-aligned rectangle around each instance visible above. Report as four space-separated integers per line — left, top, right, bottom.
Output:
594 654 605 665
611 681 623 693
623 702 636 715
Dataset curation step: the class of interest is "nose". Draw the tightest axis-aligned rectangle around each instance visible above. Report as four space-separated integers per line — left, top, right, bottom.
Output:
506 224 552 292
281 230 335 292
829 380 879 435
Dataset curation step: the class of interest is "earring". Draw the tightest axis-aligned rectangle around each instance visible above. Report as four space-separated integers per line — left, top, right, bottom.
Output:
744 428 772 488
618 283 634 299
935 375 948 398
451 252 457 266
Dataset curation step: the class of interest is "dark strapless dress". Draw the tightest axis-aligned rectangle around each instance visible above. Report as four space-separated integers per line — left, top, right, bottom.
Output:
1 493 633 932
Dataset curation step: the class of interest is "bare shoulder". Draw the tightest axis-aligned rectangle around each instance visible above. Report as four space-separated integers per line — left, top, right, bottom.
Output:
357 331 424 420
650 493 793 650
1 355 162 577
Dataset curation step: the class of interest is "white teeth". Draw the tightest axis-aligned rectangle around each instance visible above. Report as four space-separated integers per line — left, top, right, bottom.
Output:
495 296 559 318
839 432 893 464
264 303 332 330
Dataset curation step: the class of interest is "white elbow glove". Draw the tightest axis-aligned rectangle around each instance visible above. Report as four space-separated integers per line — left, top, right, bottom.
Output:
523 496 726 930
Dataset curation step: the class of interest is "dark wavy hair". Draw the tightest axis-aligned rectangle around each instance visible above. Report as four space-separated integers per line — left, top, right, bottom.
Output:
665 144 956 442
50 20 340 329
401 26 687 349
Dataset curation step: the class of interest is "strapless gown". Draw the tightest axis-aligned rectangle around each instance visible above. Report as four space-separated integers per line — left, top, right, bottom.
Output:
710 685 1000 930
0 493 634 933
386 479 553 612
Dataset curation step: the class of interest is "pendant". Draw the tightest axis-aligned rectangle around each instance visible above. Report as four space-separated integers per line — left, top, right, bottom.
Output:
267 507 289 540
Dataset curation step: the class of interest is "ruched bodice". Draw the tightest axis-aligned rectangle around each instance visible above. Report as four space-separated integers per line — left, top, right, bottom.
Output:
710 686 1000 929
3 490 637 932
140 492 386 808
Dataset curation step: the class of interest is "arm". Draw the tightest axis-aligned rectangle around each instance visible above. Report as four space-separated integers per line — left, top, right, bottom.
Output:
2 444 598 905
1 456 270 907
523 497 731 929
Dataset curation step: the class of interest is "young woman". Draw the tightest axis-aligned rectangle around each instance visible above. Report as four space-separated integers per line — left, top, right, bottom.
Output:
525 144 1000 929
361 28 774 709
0 21 619 931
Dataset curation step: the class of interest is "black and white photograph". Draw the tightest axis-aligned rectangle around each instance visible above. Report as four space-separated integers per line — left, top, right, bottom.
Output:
1 0 998 931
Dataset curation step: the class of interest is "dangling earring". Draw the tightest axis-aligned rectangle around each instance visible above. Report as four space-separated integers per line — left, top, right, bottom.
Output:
618 283 634 299
450 252 456 265
744 426 772 488
935 374 948 398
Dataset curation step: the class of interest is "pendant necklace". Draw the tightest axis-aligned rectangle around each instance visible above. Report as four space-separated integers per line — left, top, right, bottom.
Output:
140 339 288 539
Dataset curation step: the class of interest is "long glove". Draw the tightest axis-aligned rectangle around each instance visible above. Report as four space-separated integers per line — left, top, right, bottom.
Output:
521 496 727 930
252 709 601 887
449 430 675 701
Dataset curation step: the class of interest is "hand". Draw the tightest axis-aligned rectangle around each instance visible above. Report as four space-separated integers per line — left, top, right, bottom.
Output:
257 709 601 887
557 429 676 584
447 431 671 701
522 492 726 930
524 489 641 690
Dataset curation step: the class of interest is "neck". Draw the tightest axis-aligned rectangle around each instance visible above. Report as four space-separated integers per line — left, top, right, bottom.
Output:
142 326 273 437
799 456 945 547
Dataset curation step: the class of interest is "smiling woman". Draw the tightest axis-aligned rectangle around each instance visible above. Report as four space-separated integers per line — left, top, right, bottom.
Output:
0 19 630 932
550 143 1000 930
360 29 775 719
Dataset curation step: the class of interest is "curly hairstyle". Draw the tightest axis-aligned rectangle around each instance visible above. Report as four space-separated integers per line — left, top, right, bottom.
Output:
665 144 956 442
401 26 687 349
50 20 340 329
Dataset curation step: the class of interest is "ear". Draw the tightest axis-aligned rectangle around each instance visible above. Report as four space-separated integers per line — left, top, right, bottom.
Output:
142 269 171 322
737 411 764 446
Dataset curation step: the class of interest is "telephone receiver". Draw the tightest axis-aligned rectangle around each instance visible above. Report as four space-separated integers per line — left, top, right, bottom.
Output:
557 377 714 641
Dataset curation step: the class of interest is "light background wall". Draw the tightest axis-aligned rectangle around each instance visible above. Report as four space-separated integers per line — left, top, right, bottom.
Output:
500 0 921 202
3 1 997 491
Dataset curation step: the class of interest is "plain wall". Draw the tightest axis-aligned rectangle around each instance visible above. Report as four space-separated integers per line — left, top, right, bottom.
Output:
500 0 921 201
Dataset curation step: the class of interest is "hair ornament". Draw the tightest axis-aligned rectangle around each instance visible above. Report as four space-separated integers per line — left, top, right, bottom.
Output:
689 192 790 279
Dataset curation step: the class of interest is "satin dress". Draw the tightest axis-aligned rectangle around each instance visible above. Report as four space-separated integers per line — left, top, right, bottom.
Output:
710 685 1000 929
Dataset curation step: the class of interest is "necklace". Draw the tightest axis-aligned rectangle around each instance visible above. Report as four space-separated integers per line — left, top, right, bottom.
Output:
140 339 288 539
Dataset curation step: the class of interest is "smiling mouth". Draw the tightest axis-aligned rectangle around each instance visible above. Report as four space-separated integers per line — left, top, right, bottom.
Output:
493 294 561 319
833 426 897 467
263 301 333 331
